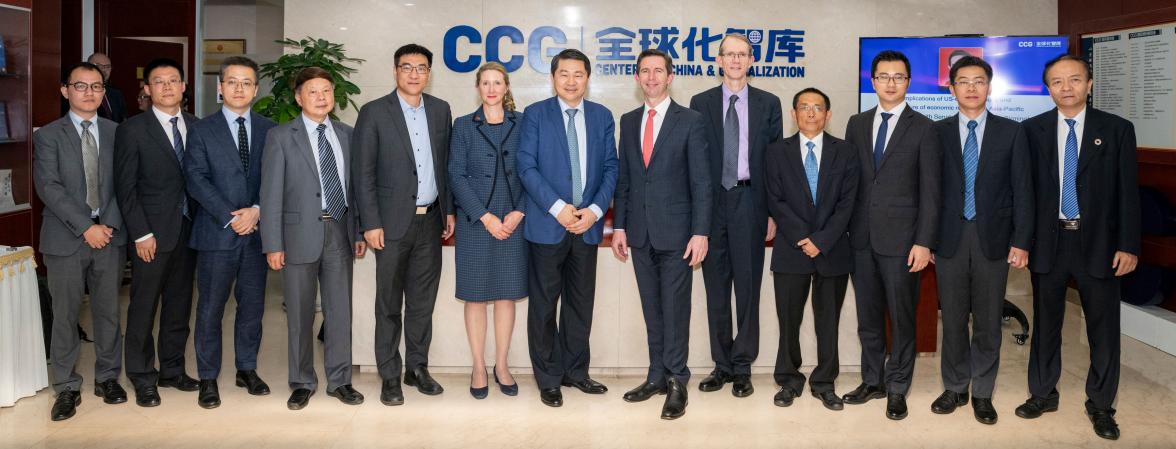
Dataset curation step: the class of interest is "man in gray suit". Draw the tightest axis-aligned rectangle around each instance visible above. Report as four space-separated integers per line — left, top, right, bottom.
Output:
260 67 367 410
34 62 127 421
352 43 454 406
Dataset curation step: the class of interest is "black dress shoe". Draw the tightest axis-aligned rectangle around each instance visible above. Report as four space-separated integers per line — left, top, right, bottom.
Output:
158 373 200 392
51 390 81 421
1014 396 1059 419
842 383 886 405
972 398 998 424
930 390 969 414
562 377 608 394
493 366 518 397
540 387 563 407
773 387 797 407
235 370 271 396
327 384 364 405
661 378 687 420
470 369 489 400
886 393 908 420
94 379 127 404
404 366 444 395
287 388 313 410
623 381 667 403
381 379 404 406
1087 409 1120 440
198 380 220 409
698 369 730 392
813 390 844 411
135 385 161 407
731 375 753 398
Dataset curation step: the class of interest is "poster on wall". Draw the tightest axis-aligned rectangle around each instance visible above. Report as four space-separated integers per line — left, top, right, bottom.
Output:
859 36 1068 122
1082 23 1176 150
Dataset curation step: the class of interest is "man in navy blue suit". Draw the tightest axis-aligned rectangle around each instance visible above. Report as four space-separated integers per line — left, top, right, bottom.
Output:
517 48 619 408
183 56 276 409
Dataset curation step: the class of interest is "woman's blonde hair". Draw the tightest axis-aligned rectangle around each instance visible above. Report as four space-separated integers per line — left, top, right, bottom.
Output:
475 62 516 112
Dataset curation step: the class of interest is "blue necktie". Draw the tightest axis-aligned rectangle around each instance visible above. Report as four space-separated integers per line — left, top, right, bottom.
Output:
873 112 893 171
1061 119 1080 219
962 120 979 220
170 117 188 218
316 124 347 220
804 141 818 204
565 109 583 206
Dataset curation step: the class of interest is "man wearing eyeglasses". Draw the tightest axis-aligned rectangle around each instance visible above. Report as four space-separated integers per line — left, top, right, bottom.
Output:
182 56 276 408
35 62 127 421
689 33 783 399
113 58 200 407
930 56 1033 425
841 50 941 421
353 43 454 406
86 53 127 123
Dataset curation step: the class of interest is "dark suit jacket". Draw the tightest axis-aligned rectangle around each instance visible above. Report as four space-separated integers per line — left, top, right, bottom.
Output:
1023 107 1140 278
845 105 941 256
33 115 126 256
765 132 859 276
259 117 358 264
934 112 1033 260
688 84 783 231
114 108 200 252
614 100 712 251
516 96 619 246
100 85 128 123
352 91 453 241
448 107 525 223
184 110 277 251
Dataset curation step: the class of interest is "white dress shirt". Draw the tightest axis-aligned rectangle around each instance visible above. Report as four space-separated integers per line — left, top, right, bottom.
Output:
302 113 348 211
957 109 988 155
871 101 907 153
799 131 824 166
639 96 672 150
1056 107 1086 219
548 97 604 220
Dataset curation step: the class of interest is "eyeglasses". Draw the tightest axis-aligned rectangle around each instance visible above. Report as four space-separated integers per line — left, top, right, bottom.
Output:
150 79 184 88
874 74 909 84
66 82 106 92
720 52 751 60
796 104 826 113
953 79 989 89
398 64 431 75
222 79 256 91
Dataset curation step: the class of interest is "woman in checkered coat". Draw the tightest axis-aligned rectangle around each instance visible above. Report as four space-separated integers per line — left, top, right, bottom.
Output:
448 62 526 399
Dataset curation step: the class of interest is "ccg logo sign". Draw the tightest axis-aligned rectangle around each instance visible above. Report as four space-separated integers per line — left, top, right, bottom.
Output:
443 25 572 74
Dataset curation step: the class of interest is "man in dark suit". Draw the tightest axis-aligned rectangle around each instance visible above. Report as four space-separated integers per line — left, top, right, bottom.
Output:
930 56 1033 425
35 62 127 421
517 48 619 408
611 49 711 420
353 44 454 406
88 53 127 123
842 50 941 420
183 56 276 409
113 58 200 407
764 87 858 412
1015 55 1139 441
688 33 783 397
261 67 367 410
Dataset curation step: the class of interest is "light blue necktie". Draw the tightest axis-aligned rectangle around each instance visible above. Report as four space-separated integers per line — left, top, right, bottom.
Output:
565 109 583 206
962 120 979 220
873 112 892 171
1061 118 1080 219
804 141 818 204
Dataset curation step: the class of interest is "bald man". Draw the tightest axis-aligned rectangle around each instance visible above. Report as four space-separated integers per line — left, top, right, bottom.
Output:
87 53 127 123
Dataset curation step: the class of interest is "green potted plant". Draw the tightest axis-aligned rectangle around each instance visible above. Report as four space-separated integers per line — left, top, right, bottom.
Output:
253 37 365 123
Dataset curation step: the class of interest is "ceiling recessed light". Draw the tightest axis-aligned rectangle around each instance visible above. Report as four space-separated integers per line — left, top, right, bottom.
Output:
405 3 415 5
339 26 348 31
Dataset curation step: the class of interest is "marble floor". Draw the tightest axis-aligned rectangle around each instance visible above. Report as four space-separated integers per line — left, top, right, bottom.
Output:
3 287 1176 449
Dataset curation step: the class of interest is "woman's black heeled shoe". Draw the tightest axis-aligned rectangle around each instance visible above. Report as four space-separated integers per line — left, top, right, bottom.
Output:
470 369 489 399
493 366 518 396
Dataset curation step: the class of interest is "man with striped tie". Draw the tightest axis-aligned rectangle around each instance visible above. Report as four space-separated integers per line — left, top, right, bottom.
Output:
930 56 1033 425
260 67 367 410
1016 54 1139 441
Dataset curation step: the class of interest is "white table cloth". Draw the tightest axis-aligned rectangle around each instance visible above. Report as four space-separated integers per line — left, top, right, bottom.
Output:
0 246 48 407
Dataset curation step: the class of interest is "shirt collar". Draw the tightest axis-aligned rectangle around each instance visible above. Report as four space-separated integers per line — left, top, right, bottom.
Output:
222 107 249 126
799 132 824 150
1058 106 1086 126
722 83 749 103
152 105 180 124
642 96 671 117
959 109 988 127
557 96 585 114
68 110 97 129
877 101 906 118
396 90 425 112
301 113 330 133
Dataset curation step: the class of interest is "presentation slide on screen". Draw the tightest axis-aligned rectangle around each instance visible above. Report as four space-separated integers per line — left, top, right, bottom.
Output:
1083 24 1176 149
859 36 1068 122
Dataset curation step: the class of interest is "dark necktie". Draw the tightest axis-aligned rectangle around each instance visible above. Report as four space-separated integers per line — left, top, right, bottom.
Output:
873 112 893 172
236 116 249 173
316 123 347 220
170 116 188 217
722 94 740 189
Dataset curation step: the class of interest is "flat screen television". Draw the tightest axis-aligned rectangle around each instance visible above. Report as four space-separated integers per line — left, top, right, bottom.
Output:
858 36 1069 122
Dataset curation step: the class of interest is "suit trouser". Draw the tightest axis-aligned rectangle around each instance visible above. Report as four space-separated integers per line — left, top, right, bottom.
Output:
773 272 848 394
851 248 920 395
283 215 353 391
194 236 268 380
632 244 692 386
1029 228 1120 412
701 185 765 375
45 243 125 393
374 208 441 380
528 232 597 390
125 219 196 389
936 222 1008 398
